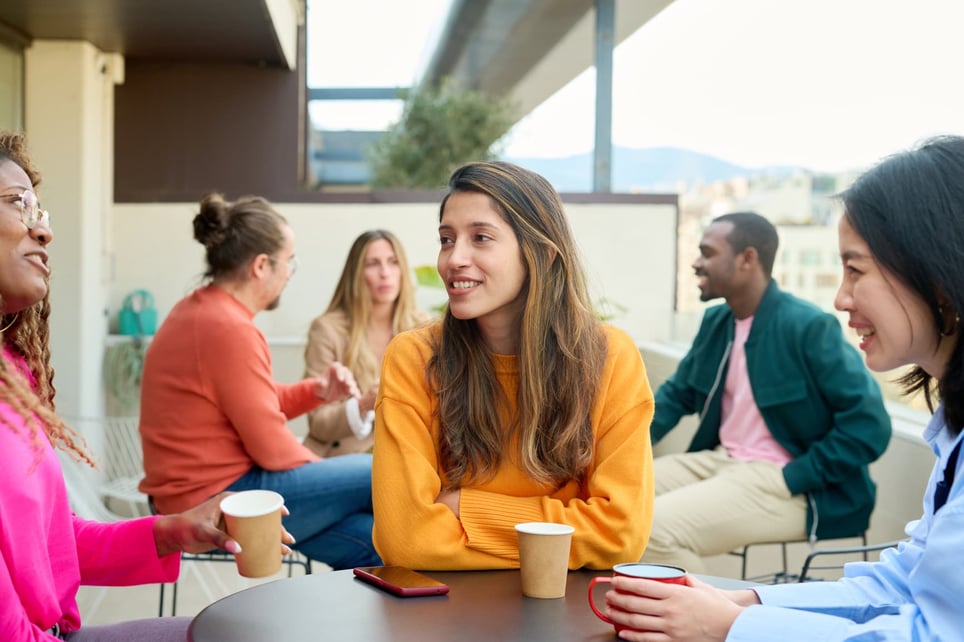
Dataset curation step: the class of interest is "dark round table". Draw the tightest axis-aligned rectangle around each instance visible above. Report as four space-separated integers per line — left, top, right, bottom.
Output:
188 568 758 641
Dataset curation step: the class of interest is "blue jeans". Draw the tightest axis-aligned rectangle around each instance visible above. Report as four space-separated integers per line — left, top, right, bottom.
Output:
226 453 381 570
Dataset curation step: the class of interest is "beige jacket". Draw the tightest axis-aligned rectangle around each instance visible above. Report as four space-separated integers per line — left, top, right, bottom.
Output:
303 310 378 457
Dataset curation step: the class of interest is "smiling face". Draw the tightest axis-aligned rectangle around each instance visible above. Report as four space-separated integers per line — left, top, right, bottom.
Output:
692 221 743 302
437 191 527 348
362 238 401 306
835 215 954 378
0 160 52 315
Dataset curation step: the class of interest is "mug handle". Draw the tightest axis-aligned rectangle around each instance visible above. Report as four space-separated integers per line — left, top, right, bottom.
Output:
587 576 614 624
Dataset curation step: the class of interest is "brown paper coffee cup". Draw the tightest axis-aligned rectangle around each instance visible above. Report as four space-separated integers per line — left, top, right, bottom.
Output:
219 490 285 578
515 522 575 599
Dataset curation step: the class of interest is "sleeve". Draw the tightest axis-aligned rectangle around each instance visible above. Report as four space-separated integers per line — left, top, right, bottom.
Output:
372 332 494 568
345 397 375 439
303 316 354 444
0 548 59 641
780 314 892 495
650 310 721 445
204 321 319 469
73 515 180 585
372 328 655 570
651 346 701 444
275 379 323 420
730 483 964 641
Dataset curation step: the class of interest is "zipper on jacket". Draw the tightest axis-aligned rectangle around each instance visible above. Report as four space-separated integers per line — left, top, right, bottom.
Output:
699 340 733 423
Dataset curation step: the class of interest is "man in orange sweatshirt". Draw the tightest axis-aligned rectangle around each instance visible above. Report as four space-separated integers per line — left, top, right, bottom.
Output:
139 192 380 570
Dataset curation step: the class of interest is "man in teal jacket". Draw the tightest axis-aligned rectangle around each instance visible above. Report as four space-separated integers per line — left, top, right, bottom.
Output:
641 212 892 574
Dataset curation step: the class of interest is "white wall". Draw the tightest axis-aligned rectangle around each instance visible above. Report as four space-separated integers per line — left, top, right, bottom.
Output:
110 200 679 352
25 41 121 420
107 199 677 435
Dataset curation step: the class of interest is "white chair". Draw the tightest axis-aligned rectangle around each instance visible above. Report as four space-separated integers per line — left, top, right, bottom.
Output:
59 448 150 619
98 416 152 518
77 415 314 615
65 415 315 615
64 416 234 616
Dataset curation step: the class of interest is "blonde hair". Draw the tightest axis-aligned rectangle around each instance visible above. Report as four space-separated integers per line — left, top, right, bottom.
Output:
325 230 422 374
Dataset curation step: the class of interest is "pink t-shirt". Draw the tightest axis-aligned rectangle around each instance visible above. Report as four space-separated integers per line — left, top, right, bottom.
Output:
0 344 179 640
719 317 793 466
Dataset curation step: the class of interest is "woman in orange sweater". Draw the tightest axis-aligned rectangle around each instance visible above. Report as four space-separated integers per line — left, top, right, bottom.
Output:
372 161 655 570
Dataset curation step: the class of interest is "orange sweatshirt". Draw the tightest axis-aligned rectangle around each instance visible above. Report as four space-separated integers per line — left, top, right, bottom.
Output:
372 323 655 570
139 285 321 514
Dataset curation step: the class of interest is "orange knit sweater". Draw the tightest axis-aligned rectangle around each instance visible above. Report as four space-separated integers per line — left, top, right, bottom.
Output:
139 286 320 514
372 323 655 570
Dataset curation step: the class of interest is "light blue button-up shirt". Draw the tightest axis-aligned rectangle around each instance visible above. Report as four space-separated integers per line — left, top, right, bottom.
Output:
728 404 963 641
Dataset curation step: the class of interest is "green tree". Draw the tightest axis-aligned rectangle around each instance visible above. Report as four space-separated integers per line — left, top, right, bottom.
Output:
367 80 515 189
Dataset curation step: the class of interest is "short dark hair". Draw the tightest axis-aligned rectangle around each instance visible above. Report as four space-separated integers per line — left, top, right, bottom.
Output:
712 211 779 277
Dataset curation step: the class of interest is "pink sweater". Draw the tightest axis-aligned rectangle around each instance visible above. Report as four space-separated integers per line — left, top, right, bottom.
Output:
0 346 179 640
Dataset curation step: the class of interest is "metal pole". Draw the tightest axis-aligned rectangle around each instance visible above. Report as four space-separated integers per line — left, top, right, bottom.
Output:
593 0 614 193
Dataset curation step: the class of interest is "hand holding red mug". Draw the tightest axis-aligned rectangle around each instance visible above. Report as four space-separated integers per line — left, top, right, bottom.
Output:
590 564 749 640
588 563 687 634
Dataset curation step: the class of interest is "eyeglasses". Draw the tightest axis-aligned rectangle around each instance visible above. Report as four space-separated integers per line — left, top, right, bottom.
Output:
270 254 299 276
1 189 51 230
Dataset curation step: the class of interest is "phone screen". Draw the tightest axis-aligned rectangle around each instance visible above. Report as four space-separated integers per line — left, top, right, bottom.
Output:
353 566 450 596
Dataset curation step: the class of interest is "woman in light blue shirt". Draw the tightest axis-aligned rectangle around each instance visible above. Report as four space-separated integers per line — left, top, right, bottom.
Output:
605 135 964 641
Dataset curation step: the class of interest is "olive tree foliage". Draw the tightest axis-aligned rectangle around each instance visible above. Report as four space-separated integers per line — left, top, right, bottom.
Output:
367 80 516 189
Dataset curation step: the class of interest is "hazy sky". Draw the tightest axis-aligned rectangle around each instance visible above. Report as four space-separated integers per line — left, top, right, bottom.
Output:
309 0 964 173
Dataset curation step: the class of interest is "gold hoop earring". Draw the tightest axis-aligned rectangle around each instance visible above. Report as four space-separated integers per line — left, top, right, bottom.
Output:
0 313 19 334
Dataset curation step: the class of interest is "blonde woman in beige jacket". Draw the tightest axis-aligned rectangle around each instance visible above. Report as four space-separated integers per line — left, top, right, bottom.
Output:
304 230 430 456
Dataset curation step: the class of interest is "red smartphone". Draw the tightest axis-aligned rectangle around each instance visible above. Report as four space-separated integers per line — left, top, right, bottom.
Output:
352 565 450 597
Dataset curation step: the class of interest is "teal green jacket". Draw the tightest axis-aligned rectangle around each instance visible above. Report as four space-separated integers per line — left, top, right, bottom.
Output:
652 281 892 539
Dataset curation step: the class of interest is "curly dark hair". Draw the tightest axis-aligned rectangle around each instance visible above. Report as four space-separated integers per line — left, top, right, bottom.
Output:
0 131 94 467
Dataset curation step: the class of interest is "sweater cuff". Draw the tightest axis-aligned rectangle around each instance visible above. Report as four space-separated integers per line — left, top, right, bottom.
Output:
459 488 545 562
345 396 374 439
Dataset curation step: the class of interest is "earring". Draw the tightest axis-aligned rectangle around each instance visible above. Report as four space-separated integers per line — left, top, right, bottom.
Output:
939 306 960 337
0 313 18 334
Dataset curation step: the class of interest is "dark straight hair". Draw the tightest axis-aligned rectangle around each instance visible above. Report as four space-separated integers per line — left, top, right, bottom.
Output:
841 135 964 434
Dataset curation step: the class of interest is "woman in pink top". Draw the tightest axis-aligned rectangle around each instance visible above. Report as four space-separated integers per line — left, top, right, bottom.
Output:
0 131 274 641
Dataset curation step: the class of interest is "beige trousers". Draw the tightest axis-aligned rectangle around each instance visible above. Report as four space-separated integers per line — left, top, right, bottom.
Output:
640 446 807 574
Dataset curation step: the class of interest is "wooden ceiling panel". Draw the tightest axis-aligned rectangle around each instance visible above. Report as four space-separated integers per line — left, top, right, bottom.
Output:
0 0 288 66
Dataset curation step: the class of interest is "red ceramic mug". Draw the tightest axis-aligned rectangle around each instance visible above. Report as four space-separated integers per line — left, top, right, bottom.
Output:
588 562 688 633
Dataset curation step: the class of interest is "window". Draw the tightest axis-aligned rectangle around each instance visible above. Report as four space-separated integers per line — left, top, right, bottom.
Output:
305 0 451 187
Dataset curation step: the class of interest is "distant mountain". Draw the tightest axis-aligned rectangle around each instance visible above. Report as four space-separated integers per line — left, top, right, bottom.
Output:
503 146 798 192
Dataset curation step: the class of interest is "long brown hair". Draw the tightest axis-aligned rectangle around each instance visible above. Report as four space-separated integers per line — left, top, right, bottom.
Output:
325 229 422 374
0 131 93 466
430 161 606 489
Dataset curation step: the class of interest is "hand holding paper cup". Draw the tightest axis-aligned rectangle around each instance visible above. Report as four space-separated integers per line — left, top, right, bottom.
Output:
515 522 574 599
588 562 688 633
219 490 286 578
